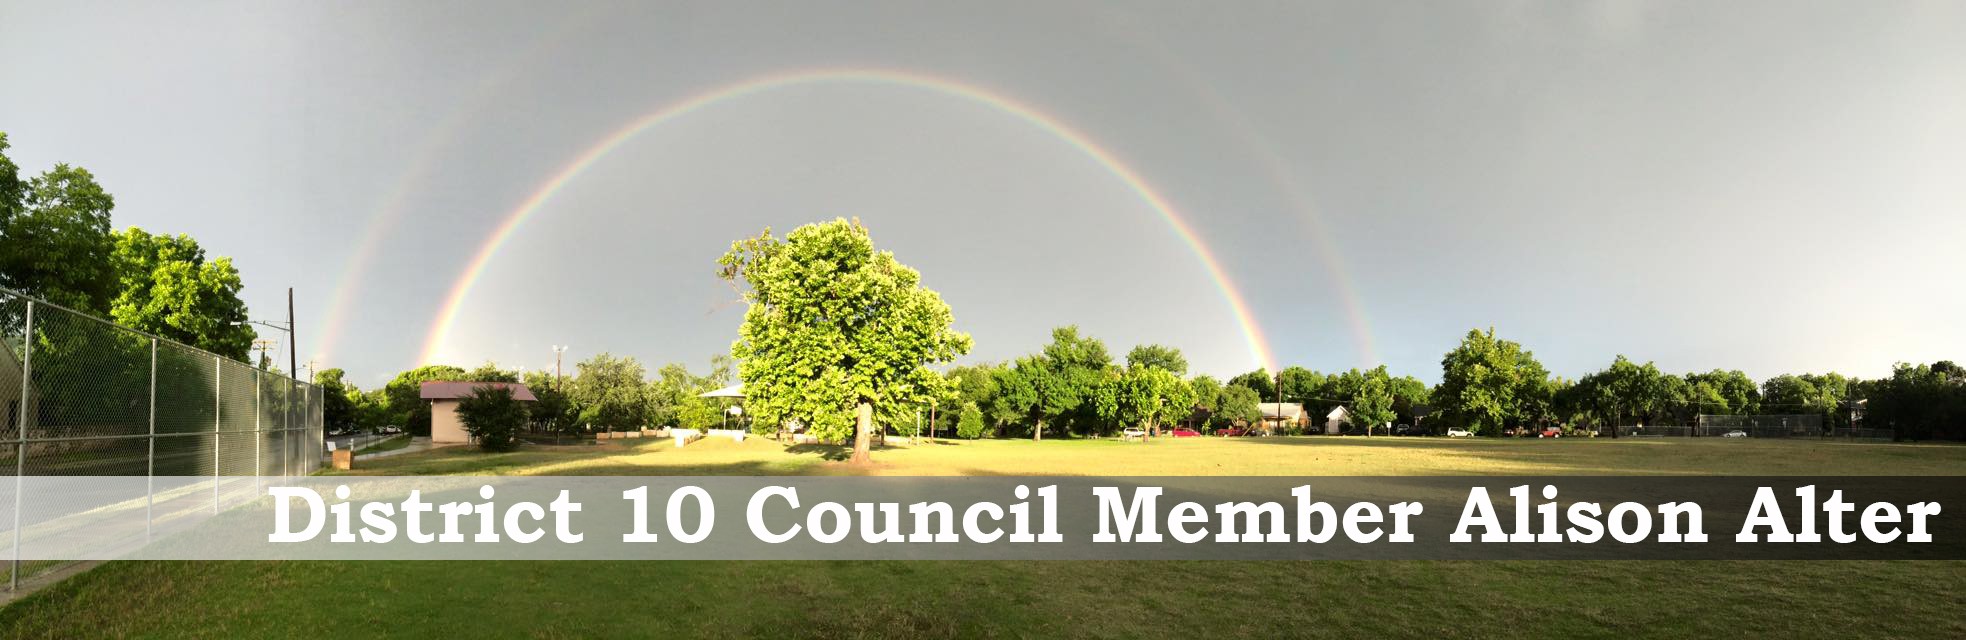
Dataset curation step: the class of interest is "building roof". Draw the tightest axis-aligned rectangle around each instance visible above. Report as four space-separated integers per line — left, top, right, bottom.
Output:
698 384 744 398
419 381 537 401
1258 402 1306 420
1327 405 1351 420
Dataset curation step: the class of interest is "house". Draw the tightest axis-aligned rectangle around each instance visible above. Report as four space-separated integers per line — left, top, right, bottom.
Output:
1324 406 1351 435
0 336 27 432
1256 403 1309 434
420 381 537 445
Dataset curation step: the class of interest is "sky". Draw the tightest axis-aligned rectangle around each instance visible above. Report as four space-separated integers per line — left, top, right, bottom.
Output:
2 1 1961 386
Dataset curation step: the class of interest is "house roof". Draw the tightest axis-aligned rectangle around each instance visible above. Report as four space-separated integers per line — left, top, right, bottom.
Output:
1257 403 1306 419
420 381 537 401
698 384 744 398
1327 405 1351 419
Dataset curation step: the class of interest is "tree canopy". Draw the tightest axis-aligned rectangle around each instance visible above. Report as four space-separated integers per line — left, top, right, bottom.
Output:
109 228 254 360
0 135 119 313
719 218 971 462
1434 328 1548 435
1125 344 1188 376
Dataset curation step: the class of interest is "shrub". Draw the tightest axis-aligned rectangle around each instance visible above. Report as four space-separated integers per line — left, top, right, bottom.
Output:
956 403 986 439
457 385 530 452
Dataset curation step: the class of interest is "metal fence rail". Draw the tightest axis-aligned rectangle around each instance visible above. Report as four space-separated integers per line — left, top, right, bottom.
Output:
0 286 323 589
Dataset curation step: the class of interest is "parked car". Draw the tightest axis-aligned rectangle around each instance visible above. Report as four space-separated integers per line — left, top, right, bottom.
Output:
1393 424 1426 436
1169 429 1201 438
1538 428 1562 438
379 425 403 435
1446 428 1473 438
1217 428 1248 437
1722 430 1748 438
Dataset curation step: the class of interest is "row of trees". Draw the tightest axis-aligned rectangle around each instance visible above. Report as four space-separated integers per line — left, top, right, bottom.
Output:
708 220 1948 451
927 325 1946 441
1427 328 1895 437
1 133 257 361
315 354 737 437
927 327 1432 439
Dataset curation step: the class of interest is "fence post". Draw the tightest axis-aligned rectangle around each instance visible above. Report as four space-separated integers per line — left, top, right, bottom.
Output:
146 339 155 544
11 301 33 591
253 369 260 494
213 356 221 514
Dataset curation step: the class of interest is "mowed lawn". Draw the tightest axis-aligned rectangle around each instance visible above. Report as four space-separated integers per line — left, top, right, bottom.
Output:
342 433 1966 477
3 436 1962 639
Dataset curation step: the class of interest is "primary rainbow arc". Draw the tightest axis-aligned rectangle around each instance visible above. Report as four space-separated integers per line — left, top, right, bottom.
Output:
418 68 1283 373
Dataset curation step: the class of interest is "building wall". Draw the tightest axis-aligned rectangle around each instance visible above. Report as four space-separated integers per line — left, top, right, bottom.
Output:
431 400 470 445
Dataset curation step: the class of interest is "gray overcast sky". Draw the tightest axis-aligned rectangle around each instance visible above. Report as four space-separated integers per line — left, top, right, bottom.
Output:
3 1 1961 386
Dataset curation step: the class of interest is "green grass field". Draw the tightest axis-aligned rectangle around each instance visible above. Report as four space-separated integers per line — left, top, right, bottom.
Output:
337 434 1966 477
3 436 1961 638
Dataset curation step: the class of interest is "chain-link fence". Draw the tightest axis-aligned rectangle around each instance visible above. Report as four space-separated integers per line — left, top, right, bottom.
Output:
1694 414 1825 437
0 286 323 589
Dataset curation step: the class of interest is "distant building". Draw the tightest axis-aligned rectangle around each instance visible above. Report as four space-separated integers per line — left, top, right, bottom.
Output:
1324 406 1351 435
1257 402 1310 434
420 381 537 445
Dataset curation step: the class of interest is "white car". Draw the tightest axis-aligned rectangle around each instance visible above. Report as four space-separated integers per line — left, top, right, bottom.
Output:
1721 430 1748 438
1446 428 1473 438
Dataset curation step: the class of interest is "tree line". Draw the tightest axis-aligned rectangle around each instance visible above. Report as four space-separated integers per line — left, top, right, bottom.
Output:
315 354 738 437
932 326 1430 440
0 132 258 362
927 326 1960 442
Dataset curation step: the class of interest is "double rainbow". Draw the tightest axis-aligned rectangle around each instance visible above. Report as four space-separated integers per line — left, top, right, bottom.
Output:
409 68 1290 372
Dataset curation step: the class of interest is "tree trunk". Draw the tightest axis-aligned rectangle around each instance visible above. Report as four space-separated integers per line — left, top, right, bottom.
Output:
851 401 873 464
1033 417 1044 442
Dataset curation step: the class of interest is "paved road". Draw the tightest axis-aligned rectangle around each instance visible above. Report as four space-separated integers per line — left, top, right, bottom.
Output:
327 433 397 453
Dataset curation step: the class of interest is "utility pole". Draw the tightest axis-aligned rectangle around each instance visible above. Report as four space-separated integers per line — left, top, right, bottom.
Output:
287 288 297 381
553 345 568 390
1275 369 1285 435
251 339 277 366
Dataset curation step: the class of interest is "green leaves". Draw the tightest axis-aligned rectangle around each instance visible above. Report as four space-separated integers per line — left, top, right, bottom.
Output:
1350 375 1396 435
456 385 530 452
1436 327 1548 435
108 228 254 360
0 148 119 313
569 352 651 430
720 219 972 449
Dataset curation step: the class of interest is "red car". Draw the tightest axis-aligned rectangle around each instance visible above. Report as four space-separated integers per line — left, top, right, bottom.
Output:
1538 428 1563 438
1217 428 1248 437
1169 429 1200 438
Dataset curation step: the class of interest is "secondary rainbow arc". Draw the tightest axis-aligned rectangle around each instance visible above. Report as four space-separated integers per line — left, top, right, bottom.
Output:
417 68 1283 373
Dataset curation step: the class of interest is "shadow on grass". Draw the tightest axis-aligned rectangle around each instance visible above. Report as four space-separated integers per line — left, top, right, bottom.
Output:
786 443 853 462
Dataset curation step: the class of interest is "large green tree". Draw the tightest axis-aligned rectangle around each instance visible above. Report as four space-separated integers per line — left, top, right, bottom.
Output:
1227 368 1276 401
314 368 358 430
1125 344 1187 377
1188 374 1223 428
1435 328 1548 435
108 228 254 360
1216 385 1263 429
1350 374 1397 436
1865 361 1965 441
719 219 971 463
0 135 118 313
1094 365 1190 436
1685 369 1761 415
991 361 1040 435
570 352 650 430
383 364 468 436
521 369 576 433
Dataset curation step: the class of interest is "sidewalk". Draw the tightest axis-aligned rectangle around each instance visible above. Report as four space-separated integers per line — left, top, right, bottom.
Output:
324 436 434 462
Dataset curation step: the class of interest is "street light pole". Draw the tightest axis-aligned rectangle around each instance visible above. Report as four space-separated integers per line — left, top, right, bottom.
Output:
287 287 297 381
